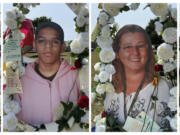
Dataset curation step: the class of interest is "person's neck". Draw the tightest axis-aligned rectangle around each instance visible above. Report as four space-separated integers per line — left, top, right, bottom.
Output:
125 70 146 95
38 60 61 77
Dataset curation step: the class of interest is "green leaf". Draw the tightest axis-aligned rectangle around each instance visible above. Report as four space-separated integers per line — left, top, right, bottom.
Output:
150 102 155 111
95 47 101 53
22 8 30 14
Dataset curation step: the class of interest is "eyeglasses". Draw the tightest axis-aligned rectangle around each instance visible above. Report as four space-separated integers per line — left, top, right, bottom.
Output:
36 38 61 48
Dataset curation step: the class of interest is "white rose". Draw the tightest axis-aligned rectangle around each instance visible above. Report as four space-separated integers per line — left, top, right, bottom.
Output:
96 83 106 94
4 113 18 131
77 32 89 48
91 92 96 103
105 64 116 75
170 87 177 97
157 43 174 60
96 36 113 48
157 59 164 65
163 62 176 73
130 3 140 10
78 6 89 17
170 117 177 131
6 10 16 20
170 8 177 21
105 82 115 93
99 47 115 63
150 4 169 17
98 12 109 26
70 39 85 54
93 114 101 122
76 15 86 27
98 71 110 83
154 21 163 35
96 124 106 132
5 18 18 30
103 3 125 16
4 100 21 114
3 93 11 104
82 58 88 65
101 25 111 38
162 27 177 44
94 62 101 71
168 97 177 111
13 8 25 22
94 74 99 82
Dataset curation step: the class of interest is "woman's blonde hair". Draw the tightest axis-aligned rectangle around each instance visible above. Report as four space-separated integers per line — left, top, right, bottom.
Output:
112 24 156 92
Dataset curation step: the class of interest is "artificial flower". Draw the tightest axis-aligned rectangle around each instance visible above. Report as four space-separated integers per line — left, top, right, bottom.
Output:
78 95 89 108
98 12 109 26
94 62 101 71
157 43 174 60
99 47 115 63
4 100 21 114
162 27 177 44
154 21 163 35
96 83 106 95
163 62 176 73
150 4 169 17
105 64 116 75
4 113 18 131
98 71 110 83
70 39 85 54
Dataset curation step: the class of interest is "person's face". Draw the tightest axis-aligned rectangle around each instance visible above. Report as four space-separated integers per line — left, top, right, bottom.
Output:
118 32 148 73
35 27 65 64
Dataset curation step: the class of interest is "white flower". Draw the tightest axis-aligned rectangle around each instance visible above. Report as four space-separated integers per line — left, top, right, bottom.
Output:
12 29 25 40
108 17 114 24
91 92 96 103
170 117 177 131
98 12 109 26
5 18 18 30
105 64 116 75
99 47 115 63
130 3 140 10
150 4 169 17
157 43 174 60
6 10 16 20
96 124 106 132
45 122 58 132
78 6 89 17
98 71 110 83
77 32 89 48
13 8 25 22
157 59 164 65
19 65 26 77
4 113 18 131
82 58 88 65
163 62 176 73
94 74 99 82
170 87 177 97
101 25 111 38
94 62 101 71
96 36 113 48
154 21 163 35
162 27 177 44
4 100 21 114
70 39 85 54
93 114 101 122
96 83 106 94
3 93 11 104
76 15 86 27
103 3 125 16
170 8 177 21
105 82 115 93
168 97 177 111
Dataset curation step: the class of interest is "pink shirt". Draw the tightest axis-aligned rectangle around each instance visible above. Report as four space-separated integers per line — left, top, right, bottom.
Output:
14 59 80 126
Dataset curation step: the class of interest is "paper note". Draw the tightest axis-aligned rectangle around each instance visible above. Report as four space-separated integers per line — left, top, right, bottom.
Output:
3 39 21 62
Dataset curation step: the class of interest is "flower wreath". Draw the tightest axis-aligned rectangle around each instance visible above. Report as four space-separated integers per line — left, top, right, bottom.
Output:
3 3 89 132
91 3 177 132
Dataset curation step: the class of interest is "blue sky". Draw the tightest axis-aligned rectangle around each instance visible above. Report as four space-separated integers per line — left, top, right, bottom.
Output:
3 3 78 41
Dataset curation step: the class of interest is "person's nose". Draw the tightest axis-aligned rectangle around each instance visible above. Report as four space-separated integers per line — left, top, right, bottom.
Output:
45 40 52 48
132 46 140 55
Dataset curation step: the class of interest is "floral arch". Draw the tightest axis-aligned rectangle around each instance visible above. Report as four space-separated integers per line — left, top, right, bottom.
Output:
3 3 89 132
91 3 177 132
